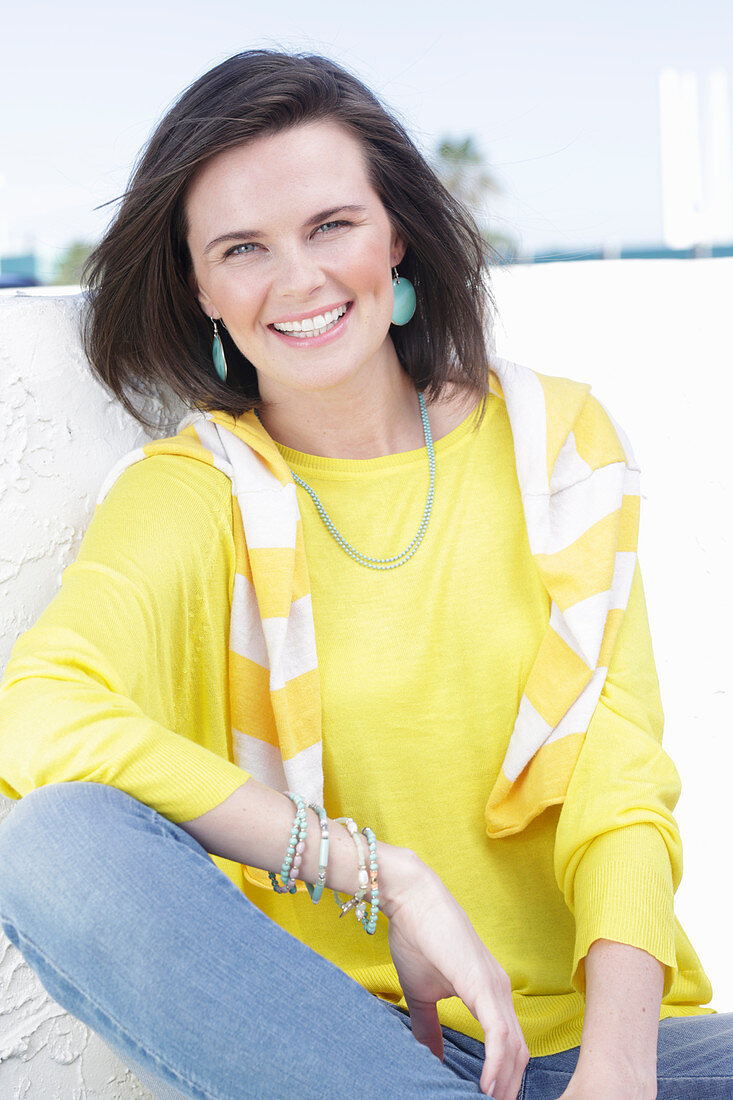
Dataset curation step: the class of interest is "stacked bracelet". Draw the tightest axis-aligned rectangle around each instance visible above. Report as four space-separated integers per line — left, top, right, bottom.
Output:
360 826 380 935
268 791 307 894
269 801 380 934
305 801 330 903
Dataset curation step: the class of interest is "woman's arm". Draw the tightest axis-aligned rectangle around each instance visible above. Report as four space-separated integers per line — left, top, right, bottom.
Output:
0 456 247 821
554 565 683 995
180 779 529 1100
552 564 687 1096
559 939 663 1099
178 776 386 898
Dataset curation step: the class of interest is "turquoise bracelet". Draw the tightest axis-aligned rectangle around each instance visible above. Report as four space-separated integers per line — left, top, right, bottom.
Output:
360 826 380 934
305 801 330 903
269 791 307 894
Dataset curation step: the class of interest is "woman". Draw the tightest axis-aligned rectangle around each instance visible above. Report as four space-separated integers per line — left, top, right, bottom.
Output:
0 50 728 1100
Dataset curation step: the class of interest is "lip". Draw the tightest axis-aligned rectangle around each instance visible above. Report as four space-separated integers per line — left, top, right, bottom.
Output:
267 301 353 347
269 300 352 326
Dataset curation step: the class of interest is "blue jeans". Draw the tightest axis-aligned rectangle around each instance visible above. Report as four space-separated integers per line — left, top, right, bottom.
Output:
0 782 730 1099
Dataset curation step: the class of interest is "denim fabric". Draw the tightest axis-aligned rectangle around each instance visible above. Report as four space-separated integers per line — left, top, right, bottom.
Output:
0 781 730 1100
426 1015 733 1098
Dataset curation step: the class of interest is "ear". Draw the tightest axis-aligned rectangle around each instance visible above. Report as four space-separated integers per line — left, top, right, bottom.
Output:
189 267 217 319
390 231 407 269
196 284 217 319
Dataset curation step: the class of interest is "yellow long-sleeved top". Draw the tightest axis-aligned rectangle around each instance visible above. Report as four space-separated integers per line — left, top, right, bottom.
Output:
0 395 712 1056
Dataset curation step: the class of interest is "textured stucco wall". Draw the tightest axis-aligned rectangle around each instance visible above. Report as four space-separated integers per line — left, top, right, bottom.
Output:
0 294 181 671
0 293 183 1099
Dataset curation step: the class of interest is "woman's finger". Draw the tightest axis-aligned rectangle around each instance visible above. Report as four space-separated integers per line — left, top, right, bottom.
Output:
479 1017 509 1096
469 982 527 1100
405 995 445 1062
480 1020 528 1100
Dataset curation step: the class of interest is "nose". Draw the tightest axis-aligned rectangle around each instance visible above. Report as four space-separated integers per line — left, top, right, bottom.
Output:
275 244 326 301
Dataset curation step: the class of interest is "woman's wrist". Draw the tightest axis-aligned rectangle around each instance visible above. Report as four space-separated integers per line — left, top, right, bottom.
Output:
321 828 422 919
374 844 426 919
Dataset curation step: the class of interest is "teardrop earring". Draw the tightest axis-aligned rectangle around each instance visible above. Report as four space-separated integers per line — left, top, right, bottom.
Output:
391 267 416 326
211 317 228 383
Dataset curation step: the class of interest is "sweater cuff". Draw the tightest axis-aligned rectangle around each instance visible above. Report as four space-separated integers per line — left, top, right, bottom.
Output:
571 824 677 997
107 737 252 825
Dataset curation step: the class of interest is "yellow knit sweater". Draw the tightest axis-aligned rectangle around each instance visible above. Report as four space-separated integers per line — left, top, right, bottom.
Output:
0 394 712 1056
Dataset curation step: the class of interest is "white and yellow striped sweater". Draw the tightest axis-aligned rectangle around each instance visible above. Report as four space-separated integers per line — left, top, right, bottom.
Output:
0 361 713 1054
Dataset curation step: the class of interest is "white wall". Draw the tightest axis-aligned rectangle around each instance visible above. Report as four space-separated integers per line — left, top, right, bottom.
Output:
0 262 731 1096
491 257 733 1009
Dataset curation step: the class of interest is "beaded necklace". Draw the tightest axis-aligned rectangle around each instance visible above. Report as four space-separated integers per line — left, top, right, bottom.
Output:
256 392 435 571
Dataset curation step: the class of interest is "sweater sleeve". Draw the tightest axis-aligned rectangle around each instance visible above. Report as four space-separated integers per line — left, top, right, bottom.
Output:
0 454 250 824
553 562 683 996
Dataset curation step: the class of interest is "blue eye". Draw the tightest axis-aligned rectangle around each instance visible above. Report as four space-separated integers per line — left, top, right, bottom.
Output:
315 220 348 234
225 242 258 257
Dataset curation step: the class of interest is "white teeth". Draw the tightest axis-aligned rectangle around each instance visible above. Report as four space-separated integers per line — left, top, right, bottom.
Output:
273 303 348 337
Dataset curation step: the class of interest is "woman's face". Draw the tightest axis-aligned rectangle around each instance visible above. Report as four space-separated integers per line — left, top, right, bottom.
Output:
186 120 406 404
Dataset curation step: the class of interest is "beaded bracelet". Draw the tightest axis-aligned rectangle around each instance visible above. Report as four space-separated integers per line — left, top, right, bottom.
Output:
332 816 370 924
305 801 330 904
360 826 380 935
268 791 307 895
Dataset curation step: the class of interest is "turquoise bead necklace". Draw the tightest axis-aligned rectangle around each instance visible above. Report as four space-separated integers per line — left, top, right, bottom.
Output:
256 392 435 571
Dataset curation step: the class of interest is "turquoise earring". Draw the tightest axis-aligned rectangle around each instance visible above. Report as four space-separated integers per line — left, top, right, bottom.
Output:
211 317 228 382
391 267 416 326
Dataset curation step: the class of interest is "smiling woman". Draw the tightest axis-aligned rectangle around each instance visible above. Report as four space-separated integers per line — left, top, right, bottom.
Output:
185 123 410 442
0 48 731 1100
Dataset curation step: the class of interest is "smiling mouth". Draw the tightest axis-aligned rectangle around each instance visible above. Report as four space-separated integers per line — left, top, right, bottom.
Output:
270 302 351 338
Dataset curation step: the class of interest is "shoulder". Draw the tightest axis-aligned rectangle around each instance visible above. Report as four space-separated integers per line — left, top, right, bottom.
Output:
102 451 233 520
80 452 235 582
491 356 591 414
491 357 633 470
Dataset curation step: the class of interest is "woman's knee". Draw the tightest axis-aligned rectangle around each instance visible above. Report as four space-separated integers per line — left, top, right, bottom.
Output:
0 782 163 935
1 781 127 865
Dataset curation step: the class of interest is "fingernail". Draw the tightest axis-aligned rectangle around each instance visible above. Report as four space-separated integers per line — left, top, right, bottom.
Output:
487 1081 496 1097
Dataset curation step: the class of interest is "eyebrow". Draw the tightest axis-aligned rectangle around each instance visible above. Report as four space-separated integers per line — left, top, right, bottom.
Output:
202 204 368 255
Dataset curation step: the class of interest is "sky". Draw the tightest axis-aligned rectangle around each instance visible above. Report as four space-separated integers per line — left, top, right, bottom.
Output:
1 0 732 271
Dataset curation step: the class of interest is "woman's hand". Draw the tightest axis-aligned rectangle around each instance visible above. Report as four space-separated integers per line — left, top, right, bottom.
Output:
380 849 528 1100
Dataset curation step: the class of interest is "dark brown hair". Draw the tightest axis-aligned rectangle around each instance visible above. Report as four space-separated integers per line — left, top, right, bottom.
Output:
83 50 493 428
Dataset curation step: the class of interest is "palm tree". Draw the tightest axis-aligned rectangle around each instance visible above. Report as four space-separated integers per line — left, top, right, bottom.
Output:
53 240 95 286
433 136 498 212
431 136 517 262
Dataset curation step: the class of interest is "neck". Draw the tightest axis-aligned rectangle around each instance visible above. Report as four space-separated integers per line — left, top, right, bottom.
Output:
256 369 426 459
